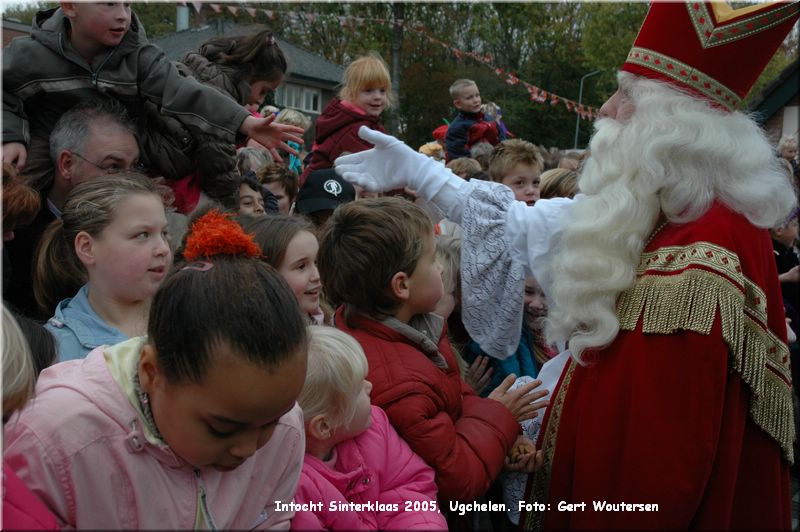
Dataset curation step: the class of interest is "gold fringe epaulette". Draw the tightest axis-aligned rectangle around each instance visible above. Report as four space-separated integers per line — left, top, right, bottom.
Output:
617 242 794 463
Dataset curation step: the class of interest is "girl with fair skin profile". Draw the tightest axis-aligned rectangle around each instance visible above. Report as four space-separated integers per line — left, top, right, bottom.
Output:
34 173 172 361
4 211 308 529
240 214 324 324
138 26 300 211
292 326 447 531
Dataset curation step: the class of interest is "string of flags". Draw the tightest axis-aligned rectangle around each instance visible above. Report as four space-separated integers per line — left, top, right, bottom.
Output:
179 2 599 120
402 24 599 120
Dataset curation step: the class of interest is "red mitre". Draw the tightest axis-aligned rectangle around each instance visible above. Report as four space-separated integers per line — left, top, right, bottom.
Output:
621 1 799 111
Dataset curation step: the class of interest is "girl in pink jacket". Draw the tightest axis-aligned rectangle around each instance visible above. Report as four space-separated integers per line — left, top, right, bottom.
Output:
292 326 447 531
4 212 309 529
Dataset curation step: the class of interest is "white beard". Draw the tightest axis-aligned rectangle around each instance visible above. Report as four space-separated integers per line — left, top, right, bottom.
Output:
539 117 661 362
538 74 797 364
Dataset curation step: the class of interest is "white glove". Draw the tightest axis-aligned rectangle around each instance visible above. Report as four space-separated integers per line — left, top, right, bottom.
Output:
335 127 473 222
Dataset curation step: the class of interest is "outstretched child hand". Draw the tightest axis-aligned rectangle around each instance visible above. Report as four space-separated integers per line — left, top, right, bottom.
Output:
240 114 304 163
2 142 27 170
464 355 493 395
504 436 543 473
488 374 548 423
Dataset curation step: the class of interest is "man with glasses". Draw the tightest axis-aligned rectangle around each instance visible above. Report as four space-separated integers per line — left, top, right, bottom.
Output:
4 98 140 318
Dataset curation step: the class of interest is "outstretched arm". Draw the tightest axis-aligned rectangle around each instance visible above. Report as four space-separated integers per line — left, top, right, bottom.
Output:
334 127 474 223
240 114 305 164
337 127 575 360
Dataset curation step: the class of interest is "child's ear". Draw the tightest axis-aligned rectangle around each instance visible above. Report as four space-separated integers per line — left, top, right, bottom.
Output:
61 2 78 19
74 231 96 267
307 414 333 440
138 344 163 394
453 99 463 110
389 271 411 301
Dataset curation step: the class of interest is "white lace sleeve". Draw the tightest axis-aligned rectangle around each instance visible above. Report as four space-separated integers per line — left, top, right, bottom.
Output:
460 181 572 359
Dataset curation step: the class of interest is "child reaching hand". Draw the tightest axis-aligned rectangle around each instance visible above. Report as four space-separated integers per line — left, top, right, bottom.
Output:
4 212 308 529
301 53 390 185
292 326 447 531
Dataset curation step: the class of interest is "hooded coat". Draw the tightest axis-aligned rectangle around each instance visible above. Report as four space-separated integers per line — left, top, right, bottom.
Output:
291 406 447 530
300 98 385 185
2 8 248 147
3 341 305 529
2 8 251 208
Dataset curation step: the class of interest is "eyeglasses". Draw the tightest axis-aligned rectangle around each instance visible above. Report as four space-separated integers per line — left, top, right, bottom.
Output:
70 151 126 174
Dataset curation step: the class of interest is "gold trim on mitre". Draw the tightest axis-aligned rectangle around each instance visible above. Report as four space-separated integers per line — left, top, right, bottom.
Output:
617 242 795 463
626 47 742 111
688 0 800 48
710 1 771 22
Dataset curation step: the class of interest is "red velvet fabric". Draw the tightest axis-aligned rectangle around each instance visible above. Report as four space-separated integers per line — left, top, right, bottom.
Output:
526 203 792 529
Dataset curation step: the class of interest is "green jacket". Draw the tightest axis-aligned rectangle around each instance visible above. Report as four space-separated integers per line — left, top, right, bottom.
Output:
2 7 249 149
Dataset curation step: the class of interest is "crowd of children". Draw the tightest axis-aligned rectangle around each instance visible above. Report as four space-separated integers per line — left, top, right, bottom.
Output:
2 2 799 531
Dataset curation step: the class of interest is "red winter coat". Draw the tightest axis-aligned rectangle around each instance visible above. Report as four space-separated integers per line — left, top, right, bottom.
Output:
2 462 59 530
301 98 385 185
335 308 519 502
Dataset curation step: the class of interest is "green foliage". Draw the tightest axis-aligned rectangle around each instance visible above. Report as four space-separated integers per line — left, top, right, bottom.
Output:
580 3 648 93
2 1 55 25
134 3 180 39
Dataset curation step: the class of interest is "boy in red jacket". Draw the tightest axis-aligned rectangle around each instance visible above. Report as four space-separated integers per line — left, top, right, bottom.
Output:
317 197 546 512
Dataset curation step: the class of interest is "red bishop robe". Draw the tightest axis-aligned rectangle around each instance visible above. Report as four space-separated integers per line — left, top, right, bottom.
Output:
523 202 794 530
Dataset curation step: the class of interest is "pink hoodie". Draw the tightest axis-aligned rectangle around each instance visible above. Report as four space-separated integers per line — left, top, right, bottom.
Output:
3 345 305 529
291 406 447 530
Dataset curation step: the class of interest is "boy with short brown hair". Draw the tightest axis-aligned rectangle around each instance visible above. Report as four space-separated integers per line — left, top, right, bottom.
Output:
444 79 499 162
317 196 546 506
488 139 544 206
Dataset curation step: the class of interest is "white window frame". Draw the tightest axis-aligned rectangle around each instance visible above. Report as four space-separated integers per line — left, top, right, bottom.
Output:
276 83 321 114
